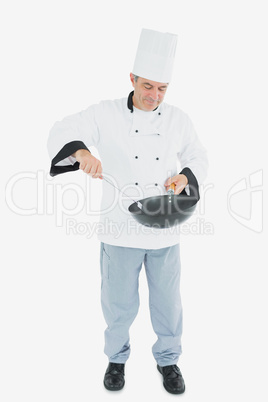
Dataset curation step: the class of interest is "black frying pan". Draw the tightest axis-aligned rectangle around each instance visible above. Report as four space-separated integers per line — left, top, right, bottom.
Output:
128 173 200 228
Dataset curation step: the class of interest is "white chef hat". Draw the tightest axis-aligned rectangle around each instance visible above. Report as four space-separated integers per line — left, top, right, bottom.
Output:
132 28 178 83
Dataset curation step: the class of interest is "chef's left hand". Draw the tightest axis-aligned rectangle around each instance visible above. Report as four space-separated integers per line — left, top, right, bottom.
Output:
164 174 188 195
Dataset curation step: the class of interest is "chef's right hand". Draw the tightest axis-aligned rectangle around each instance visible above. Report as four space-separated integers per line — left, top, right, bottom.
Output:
73 149 103 179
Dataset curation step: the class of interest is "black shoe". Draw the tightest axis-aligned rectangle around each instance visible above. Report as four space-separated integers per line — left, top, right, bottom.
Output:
157 364 185 394
103 363 125 391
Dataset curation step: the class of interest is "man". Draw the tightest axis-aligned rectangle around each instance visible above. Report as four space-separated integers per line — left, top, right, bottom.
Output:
47 29 208 394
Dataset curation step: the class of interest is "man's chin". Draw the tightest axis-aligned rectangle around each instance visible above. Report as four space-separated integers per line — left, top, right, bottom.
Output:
143 101 157 111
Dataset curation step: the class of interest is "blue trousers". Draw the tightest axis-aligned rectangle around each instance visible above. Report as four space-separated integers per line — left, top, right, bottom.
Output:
100 242 183 367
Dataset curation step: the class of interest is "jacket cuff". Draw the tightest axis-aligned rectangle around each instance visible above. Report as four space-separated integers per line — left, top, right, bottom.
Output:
50 140 90 177
179 167 200 201
179 167 197 185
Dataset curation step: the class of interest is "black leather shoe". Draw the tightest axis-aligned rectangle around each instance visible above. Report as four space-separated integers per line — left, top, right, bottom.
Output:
157 364 185 394
104 363 125 391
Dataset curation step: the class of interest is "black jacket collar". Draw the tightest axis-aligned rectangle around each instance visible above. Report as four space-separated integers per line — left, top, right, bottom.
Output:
127 91 134 112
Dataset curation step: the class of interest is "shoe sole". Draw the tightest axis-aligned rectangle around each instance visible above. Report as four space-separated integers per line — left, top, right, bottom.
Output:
103 381 125 391
157 365 186 395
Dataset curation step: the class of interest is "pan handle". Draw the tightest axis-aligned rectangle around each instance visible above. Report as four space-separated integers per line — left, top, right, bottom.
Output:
167 182 176 195
170 182 176 191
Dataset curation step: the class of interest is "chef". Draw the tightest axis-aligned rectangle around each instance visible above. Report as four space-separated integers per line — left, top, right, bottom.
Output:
47 28 208 394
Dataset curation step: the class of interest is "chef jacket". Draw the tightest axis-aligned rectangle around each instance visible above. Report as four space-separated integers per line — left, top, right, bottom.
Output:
47 91 208 249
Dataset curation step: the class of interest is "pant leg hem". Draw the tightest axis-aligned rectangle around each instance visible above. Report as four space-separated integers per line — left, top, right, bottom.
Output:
156 357 180 367
109 359 128 364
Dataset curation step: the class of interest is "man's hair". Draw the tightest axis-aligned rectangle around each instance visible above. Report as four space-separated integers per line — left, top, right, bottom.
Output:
133 74 139 82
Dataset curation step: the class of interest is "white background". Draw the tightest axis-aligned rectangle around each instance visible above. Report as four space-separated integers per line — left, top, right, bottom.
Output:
1 0 267 401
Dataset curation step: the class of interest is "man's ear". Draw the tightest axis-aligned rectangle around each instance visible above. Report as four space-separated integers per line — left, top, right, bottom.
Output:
130 72 135 87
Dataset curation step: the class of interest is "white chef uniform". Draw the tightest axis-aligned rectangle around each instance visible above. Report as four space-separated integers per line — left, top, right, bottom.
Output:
47 28 208 368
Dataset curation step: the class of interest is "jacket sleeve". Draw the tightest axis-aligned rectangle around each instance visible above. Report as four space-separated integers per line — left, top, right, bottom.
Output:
47 104 100 176
178 114 208 186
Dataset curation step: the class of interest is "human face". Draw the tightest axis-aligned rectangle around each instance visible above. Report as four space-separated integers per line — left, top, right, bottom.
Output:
130 73 168 111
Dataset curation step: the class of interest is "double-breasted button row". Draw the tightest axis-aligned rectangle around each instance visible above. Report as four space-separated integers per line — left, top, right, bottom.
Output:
134 182 158 186
134 130 161 134
134 112 161 133
134 156 160 160
133 155 160 186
